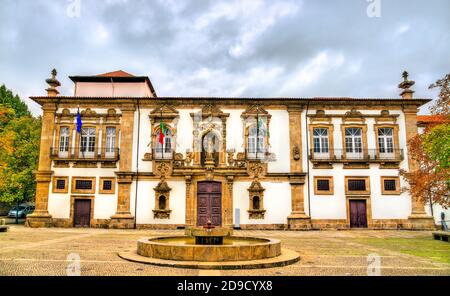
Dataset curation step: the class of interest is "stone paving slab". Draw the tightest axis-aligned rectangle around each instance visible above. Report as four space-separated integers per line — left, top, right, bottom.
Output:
0 226 449 276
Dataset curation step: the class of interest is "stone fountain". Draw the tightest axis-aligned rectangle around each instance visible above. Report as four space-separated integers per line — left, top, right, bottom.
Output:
119 220 300 269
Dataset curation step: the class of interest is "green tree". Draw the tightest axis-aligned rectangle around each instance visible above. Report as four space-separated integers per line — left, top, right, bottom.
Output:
0 85 41 206
0 84 30 118
423 123 450 170
424 73 450 172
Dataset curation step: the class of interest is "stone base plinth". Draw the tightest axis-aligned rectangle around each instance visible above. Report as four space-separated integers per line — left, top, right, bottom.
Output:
26 212 53 228
110 213 135 229
287 213 312 230
407 214 435 230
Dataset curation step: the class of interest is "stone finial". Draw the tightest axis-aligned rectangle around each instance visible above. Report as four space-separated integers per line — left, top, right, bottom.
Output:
398 70 415 99
45 68 61 97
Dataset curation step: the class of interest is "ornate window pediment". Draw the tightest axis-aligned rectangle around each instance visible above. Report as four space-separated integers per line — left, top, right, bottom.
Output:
148 105 179 160
241 105 273 161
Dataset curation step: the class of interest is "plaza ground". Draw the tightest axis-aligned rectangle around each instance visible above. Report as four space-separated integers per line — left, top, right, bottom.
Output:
0 225 449 276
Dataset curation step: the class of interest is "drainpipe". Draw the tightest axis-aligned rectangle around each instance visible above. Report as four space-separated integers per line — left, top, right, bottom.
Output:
305 102 311 217
133 98 141 229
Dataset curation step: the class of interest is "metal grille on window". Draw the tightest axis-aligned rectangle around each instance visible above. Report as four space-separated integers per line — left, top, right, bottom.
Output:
56 179 66 190
348 179 366 191
75 180 93 190
384 179 396 191
317 179 330 191
102 180 112 191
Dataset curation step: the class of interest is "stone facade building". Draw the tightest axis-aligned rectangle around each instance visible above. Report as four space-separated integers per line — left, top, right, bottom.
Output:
26 69 435 230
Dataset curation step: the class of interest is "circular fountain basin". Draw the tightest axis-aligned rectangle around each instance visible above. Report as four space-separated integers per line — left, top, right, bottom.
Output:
137 236 281 262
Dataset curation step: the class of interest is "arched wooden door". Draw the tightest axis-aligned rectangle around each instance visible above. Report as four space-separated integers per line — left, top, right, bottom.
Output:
197 181 222 226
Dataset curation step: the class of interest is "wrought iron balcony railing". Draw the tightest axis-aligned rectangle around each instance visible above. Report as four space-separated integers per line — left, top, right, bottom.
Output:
309 149 404 162
50 147 120 162
152 148 174 160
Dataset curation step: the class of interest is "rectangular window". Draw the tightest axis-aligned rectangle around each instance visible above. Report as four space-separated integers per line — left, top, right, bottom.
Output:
56 179 66 190
80 127 96 154
381 176 400 195
345 176 370 195
105 127 116 153
75 180 93 190
52 176 68 193
103 180 112 191
314 176 334 195
317 180 330 191
384 180 396 191
345 127 363 155
99 177 115 194
313 128 329 153
59 127 70 153
378 127 394 154
348 179 366 191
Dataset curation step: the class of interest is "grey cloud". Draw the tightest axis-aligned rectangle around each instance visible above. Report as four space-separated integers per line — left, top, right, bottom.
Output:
0 0 449 116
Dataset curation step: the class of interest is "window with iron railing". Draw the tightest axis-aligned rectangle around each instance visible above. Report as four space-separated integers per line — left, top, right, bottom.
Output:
348 179 366 191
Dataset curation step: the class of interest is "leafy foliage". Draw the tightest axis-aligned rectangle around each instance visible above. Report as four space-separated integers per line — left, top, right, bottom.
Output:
0 85 41 204
401 73 450 208
423 123 450 170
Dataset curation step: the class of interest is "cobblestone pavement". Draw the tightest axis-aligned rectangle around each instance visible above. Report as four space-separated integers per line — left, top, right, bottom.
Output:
0 226 449 276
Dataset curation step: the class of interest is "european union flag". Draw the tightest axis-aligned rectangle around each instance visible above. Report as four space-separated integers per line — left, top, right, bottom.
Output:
76 109 83 133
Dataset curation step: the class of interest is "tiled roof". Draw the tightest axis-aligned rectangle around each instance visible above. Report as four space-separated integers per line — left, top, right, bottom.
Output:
417 115 450 123
95 70 134 77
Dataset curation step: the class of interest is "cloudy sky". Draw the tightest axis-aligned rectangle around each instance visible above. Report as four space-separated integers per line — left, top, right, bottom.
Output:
1 0 449 116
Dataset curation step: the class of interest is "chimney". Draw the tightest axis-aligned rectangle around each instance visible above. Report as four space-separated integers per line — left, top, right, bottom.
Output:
45 68 61 97
398 70 415 99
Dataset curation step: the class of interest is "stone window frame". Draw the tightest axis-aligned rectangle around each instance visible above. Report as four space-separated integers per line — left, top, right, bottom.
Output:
52 176 69 194
313 176 334 195
71 176 96 194
345 176 371 195
151 124 176 160
309 123 335 158
101 124 120 158
380 176 401 195
247 180 266 219
340 124 368 160
191 104 229 166
152 179 172 219
99 177 116 194
149 104 179 161
373 124 400 160
241 105 272 161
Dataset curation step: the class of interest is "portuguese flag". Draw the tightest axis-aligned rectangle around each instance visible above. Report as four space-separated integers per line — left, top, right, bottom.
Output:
159 122 166 144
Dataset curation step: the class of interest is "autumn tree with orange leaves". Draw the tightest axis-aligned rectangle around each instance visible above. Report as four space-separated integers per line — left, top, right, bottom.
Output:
400 74 450 208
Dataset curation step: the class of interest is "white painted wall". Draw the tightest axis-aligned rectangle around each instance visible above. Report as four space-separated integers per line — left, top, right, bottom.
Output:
267 109 291 173
47 167 118 219
223 109 245 153
132 180 186 225
233 181 291 224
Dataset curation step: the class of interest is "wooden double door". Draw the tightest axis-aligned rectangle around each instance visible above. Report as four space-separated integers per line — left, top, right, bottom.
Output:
197 181 222 226
73 199 91 227
349 200 368 228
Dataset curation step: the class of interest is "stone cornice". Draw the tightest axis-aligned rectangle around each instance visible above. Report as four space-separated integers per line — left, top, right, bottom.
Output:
29 96 431 109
